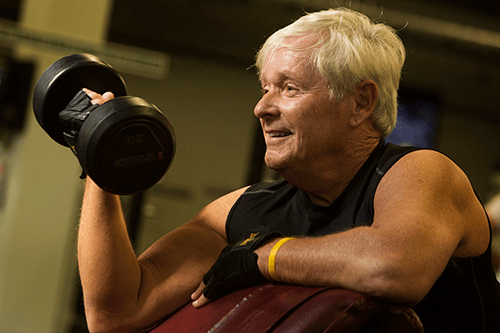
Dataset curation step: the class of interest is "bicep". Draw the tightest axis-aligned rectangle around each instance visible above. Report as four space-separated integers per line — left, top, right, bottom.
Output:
132 187 248 323
371 150 489 298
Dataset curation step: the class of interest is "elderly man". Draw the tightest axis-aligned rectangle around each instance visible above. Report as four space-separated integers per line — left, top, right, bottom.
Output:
78 8 500 333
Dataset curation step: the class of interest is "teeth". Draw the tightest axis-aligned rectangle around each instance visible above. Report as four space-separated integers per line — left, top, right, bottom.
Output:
269 132 291 137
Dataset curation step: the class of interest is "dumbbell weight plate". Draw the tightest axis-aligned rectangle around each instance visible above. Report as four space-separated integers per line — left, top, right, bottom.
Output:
76 96 176 195
33 53 128 146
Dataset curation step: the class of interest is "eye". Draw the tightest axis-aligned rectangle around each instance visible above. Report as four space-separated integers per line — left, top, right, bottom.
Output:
284 84 299 95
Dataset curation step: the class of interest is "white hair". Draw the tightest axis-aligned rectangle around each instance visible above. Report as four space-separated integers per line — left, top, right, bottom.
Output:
255 8 406 137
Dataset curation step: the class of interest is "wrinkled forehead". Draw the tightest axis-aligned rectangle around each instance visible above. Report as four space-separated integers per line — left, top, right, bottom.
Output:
259 33 324 78
259 48 305 82
258 47 330 92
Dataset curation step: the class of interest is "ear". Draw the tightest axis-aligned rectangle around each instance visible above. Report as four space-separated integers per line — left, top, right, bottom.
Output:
349 80 378 128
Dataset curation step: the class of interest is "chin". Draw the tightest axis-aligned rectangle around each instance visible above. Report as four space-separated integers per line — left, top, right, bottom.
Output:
264 156 287 174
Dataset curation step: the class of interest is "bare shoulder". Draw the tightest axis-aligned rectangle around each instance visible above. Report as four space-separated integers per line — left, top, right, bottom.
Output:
378 149 474 199
384 149 477 196
192 186 250 240
374 149 489 257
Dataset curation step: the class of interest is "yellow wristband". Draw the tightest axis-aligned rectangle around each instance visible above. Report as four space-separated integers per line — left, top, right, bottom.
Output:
268 237 295 281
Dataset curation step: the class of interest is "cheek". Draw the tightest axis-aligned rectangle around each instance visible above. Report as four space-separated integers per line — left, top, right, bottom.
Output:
297 111 347 152
295 105 336 136
280 94 342 137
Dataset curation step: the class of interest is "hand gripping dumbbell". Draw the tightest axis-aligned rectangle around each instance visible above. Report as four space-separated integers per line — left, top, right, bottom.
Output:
33 53 175 195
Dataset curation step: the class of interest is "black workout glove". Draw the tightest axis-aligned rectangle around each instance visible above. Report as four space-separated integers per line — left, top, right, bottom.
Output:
59 89 100 179
202 226 282 301
59 89 100 141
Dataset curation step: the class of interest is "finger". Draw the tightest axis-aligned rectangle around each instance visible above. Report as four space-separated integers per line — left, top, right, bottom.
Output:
82 88 99 100
82 88 114 105
102 91 115 102
192 294 211 308
191 282 205 302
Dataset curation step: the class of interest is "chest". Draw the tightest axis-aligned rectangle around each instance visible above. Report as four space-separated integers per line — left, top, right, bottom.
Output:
226 181 376 243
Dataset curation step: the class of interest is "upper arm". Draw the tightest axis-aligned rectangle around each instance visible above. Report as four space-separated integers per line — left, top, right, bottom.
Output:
126 187 248 329
371 149 489 301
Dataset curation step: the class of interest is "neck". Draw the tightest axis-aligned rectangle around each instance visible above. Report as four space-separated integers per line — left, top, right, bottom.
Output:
282 137 381 206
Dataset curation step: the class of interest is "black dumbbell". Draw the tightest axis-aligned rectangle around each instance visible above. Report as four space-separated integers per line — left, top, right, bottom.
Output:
33 53 175 195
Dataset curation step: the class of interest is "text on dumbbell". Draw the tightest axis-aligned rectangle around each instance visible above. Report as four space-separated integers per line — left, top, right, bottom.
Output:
113 153 158 167
127 134 144 146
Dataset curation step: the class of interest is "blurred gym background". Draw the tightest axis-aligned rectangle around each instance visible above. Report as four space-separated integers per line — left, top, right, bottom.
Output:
0 0 499 332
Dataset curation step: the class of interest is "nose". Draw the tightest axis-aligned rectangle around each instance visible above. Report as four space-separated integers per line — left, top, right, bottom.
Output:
254 89 279 120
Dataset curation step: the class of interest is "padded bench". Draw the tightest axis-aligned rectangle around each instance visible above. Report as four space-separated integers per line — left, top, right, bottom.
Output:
150 283 424 333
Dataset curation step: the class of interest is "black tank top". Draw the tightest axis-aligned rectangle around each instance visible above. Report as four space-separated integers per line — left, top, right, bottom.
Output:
226 141 500 332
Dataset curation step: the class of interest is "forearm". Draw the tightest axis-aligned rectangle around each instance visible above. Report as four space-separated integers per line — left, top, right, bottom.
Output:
78 180 240 331
256 231 371 288
255 228 436 304
78 178 142 317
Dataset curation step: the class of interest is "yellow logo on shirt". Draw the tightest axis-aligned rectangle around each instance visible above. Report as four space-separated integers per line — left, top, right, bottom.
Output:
239 232 259 246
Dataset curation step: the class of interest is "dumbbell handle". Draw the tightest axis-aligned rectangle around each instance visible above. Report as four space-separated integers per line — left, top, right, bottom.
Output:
59 90 100 148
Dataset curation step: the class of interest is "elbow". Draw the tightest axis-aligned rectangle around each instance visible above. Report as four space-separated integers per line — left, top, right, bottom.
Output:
85 303 164 333
86 320 114 333
353 263 430 306
86 315 124 333
87 321 140 333
85 310 143 333
361 277 427 306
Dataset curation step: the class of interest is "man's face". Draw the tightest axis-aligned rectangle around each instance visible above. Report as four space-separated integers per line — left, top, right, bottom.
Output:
254 45 354 174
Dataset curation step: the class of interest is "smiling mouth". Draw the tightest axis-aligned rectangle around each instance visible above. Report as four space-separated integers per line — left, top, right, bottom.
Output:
268 132 292 138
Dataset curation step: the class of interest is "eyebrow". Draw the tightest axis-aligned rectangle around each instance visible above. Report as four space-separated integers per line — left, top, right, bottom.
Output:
261 70 306 87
